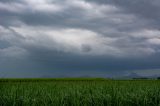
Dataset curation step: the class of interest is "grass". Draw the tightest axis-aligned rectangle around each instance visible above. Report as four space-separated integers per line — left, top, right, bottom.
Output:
0 78 160 106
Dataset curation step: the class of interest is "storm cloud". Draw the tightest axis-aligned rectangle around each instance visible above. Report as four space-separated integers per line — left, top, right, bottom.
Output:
0 0 160 78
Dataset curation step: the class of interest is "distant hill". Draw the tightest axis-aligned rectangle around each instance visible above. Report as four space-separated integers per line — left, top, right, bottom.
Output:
124 72 160 79
127 72 142 78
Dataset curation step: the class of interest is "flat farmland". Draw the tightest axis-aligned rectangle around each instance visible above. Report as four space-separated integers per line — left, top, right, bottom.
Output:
0 79 160 106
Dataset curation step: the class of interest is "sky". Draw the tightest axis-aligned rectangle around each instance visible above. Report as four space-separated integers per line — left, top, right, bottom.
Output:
0 0 160 78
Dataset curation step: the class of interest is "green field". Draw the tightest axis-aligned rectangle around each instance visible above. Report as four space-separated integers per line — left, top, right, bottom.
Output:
1 79 160 106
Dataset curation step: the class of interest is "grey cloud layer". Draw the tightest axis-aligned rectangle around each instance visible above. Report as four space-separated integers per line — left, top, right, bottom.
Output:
0 0 160 77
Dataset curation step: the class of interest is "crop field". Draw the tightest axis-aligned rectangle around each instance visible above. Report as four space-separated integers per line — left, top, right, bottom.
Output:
0 78 160 106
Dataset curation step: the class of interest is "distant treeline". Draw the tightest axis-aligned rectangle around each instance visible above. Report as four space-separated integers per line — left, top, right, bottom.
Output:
133 77 160 80
157 77 160 79
0 78 111 82
0 77 160 82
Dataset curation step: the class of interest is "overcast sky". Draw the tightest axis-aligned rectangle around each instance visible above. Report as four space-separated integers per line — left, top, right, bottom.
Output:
0 0 160 78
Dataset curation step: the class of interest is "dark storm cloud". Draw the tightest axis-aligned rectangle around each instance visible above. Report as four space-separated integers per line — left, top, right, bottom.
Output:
90 0 160 28
0 0 160 77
